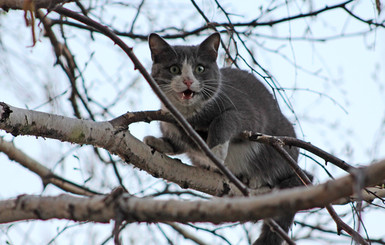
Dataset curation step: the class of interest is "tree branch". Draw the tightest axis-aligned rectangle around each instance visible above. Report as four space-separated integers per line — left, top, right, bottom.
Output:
342 5 385 28
0 137 100 196
1 159 384 225
109 113 385 203
45 0 382 42
264 219 296 245
109 110 175 130
0 102 255 197
244 131 355 173
165 222 209 245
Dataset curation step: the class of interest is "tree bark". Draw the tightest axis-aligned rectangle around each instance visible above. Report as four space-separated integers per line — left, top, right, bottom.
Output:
1 159 384 224
0 102 251 197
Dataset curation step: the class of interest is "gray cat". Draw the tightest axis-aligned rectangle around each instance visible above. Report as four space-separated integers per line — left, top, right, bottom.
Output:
144 33 304 245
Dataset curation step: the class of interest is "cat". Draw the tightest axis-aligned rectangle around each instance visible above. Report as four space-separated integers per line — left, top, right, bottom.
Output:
144 33 304 245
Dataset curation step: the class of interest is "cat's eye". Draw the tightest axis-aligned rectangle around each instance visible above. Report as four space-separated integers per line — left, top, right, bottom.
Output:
195 65 205 74
169 65 180 74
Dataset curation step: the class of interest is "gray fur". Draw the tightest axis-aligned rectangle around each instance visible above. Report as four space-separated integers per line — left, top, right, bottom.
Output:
145 33 304 245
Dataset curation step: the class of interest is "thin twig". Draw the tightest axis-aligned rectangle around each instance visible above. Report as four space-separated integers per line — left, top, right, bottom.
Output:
325 205 368 245
165 222 209 245
46 0 381 42
36 9 97 120
295 221 385 245
244 131 355 173
0 137 100 196
342 5 385 28
265 219 296 245
190 0 238 66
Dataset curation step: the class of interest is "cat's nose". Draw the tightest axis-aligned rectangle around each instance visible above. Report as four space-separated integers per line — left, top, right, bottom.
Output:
183 79 193 88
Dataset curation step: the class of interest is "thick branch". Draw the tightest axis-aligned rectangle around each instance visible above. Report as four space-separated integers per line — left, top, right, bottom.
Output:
109 114 385 203
1 159 384 225
0 103 253 197
113 116 355 174
333 186 385 204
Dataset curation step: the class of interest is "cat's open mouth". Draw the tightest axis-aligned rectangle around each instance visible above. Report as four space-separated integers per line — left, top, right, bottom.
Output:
180 89 195 100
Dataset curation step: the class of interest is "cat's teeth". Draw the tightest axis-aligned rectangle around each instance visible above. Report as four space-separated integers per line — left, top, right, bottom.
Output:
181 90 194 100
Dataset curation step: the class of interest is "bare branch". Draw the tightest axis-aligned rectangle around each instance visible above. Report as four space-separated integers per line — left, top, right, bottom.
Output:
264 219 296 245
0 137 100 196
110 113 385 205
165 222 209 245
47 0 383 42
295 221 385 245
244 131 355 173
109 110 176 130
342 5 385 28
0 159 384 225
0 103 253 197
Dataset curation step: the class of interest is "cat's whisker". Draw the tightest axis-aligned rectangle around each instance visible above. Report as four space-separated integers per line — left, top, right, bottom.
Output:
204 80 249 97
200 87 226 112
203 85 238 112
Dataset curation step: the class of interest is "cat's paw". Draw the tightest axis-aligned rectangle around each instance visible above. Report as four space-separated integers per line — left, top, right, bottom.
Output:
211 141 229 162
143 136 174 153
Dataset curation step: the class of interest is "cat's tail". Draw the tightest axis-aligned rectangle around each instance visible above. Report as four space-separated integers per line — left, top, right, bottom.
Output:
253 171 312 245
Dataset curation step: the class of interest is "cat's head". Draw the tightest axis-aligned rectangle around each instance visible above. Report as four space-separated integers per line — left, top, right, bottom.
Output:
148 33 221 113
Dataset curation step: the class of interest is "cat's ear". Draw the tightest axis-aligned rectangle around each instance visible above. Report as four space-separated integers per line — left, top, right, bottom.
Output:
148 33 175 61
198 33 220 61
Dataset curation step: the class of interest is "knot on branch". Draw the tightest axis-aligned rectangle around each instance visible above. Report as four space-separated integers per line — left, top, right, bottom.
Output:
104 187 128 206
0 102 13 123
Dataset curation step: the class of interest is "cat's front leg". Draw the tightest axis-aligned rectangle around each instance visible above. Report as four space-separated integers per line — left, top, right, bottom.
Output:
210 140 230 163
143 136 178 154
144 121 188 155
207 111 240 162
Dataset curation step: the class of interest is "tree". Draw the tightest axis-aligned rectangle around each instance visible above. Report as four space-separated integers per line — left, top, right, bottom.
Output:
0 0 385 244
